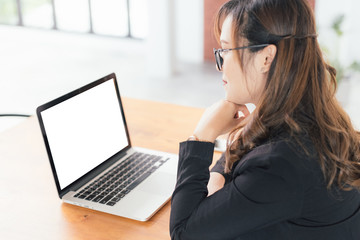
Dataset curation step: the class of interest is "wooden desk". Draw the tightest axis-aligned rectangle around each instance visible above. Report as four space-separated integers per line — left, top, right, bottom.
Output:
0 98 222 240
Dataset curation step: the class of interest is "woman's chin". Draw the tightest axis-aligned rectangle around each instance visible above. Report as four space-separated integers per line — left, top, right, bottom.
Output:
225 95 247 105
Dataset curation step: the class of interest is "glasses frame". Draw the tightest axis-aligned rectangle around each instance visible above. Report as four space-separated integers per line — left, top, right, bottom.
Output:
213 44 270 71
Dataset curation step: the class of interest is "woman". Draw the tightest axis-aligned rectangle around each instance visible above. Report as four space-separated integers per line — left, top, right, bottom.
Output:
170 0 360 239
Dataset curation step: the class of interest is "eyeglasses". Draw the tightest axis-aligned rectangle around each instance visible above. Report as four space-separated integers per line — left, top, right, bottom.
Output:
213 44 270 71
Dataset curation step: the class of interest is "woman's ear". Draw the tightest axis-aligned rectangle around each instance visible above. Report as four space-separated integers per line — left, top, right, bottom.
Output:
258 44 277 74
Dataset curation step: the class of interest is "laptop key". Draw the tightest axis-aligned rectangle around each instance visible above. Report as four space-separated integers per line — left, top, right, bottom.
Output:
108 191 117 197
92 196 104 202
127 171 152 190
112 197 121 202
85 194 97 201
149 167 157 173
99 195 113 204
112 188 122 194
103 188 111 193
121 189 130 194
116 193 126 199
106 201 116 206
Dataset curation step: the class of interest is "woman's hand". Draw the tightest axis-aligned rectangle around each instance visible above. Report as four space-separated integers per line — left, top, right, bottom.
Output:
193 100 250 143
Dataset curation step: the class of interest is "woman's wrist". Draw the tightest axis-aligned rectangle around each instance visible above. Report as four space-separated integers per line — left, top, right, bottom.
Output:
188 132 216 143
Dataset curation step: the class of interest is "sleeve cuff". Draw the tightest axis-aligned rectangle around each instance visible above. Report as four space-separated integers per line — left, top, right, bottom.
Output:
178 141 215 170
180 140 214 158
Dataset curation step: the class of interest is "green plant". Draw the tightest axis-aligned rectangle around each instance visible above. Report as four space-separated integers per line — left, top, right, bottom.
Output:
325 14 360 83
0 0 17 24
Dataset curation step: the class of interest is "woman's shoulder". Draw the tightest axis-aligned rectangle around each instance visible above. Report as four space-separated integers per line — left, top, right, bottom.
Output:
248 130 314 156
234 130 319 176
229 131 320 202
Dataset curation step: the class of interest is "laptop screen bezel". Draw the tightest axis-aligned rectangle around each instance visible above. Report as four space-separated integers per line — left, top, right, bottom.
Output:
36 73 132 198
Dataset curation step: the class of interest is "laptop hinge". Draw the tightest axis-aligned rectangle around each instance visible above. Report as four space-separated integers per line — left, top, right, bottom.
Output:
61 150 129 197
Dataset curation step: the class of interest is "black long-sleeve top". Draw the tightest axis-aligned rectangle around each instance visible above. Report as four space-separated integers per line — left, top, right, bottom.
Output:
170 133 360 240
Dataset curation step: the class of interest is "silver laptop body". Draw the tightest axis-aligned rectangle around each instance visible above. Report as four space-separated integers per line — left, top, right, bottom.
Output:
36 73 178 221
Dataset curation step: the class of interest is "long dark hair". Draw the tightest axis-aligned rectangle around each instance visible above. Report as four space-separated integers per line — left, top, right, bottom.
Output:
215 0 360 190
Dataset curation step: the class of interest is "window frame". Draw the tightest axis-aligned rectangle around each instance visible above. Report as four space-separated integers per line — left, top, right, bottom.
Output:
4 0 139 39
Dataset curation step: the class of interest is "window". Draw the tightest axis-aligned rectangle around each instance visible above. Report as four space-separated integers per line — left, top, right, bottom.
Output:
0 0 148 39
54 0 90 32
129 0 148 39
91 0 128 36
0 0 18 25
22 0 53 28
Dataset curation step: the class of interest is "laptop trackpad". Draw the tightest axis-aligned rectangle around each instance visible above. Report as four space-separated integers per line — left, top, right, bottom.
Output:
136 172 175 196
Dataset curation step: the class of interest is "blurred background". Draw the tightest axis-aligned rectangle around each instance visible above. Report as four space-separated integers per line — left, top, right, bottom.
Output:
0 0 359 132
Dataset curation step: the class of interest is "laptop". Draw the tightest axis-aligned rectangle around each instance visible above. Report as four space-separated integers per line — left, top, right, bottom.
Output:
36 73 178 221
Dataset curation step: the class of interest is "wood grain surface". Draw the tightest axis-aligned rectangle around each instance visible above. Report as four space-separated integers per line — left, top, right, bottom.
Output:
0 97 222 240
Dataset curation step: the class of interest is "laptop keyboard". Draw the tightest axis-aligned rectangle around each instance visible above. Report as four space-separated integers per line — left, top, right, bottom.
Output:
73 152 169 206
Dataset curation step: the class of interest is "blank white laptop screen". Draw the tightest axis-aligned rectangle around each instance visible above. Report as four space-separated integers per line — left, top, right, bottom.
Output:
40 79 129 190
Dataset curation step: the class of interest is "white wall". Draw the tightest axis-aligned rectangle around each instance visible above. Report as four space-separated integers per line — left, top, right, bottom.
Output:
146 0 175 78
174 0 204 64
145 0 204 78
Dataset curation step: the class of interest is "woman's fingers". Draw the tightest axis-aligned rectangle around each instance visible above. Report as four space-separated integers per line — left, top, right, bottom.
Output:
238 104 250 117
227 101 250 119
193 100 251 142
